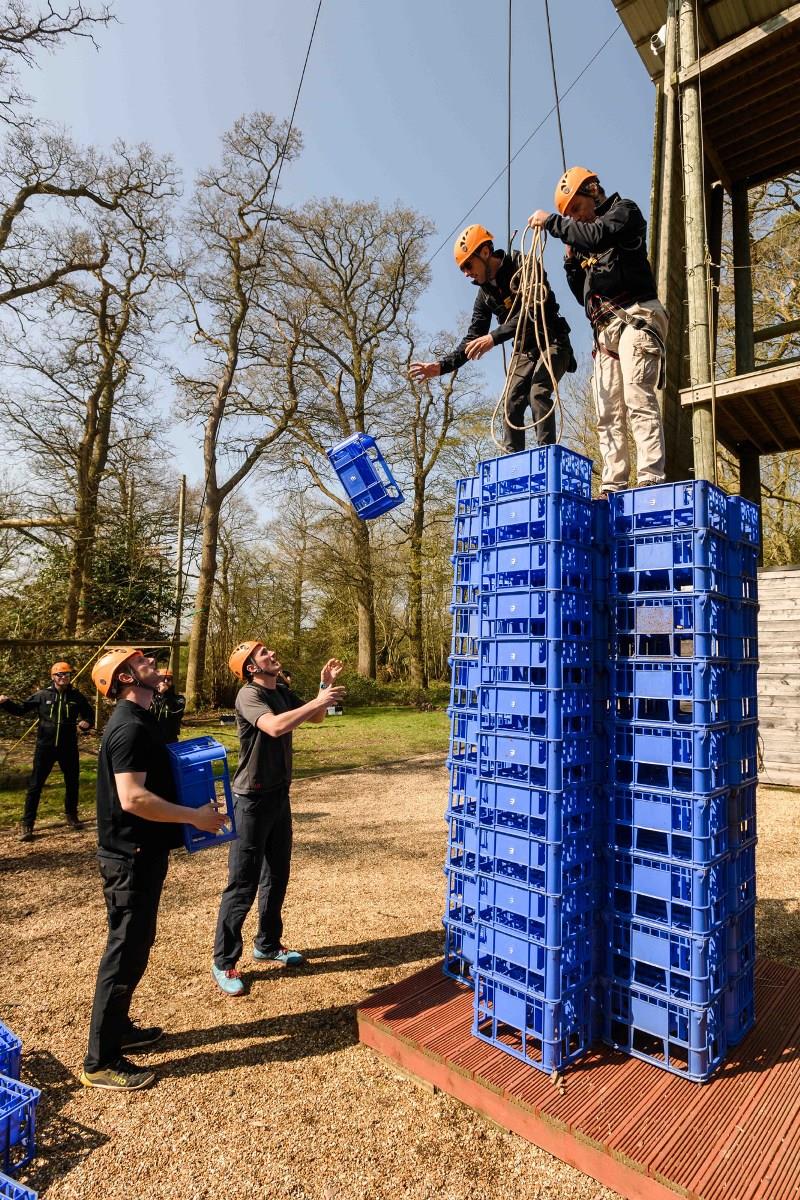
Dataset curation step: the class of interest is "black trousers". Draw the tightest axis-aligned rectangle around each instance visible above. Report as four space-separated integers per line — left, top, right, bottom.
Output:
213 788 292 969
24 740 80 825
84 850 169 1072
502 342 573 453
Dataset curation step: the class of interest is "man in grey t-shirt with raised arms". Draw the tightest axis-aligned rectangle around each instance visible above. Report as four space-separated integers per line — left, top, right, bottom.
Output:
211 641 345 996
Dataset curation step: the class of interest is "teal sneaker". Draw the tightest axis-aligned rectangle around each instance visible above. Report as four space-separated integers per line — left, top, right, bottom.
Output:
253 945 305 967
212 964 245 996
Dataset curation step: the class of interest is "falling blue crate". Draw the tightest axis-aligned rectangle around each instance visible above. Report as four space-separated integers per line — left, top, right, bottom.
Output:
326 432 404 519
166 737 237 853
0 1029 20 1083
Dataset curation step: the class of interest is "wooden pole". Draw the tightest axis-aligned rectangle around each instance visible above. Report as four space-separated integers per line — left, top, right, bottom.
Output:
0 518 76 529
731 180 762 558
678 0 716 481
171 475 186 689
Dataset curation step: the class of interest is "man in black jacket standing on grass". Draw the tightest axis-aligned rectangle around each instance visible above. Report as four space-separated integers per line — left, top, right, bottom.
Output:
409 223 575 451
0 661 93 841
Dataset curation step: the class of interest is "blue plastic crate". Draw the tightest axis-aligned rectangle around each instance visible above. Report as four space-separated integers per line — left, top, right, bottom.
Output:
728 841 757 915
728 783 757 849
613 724 730 794
478 828 595 893
477 924 593 999
474 973 595 1073
726 495 760 547
449 658 480 710
609 481 730 537
480 588 592 640
609 849 728 934
725 903 756 977
728 541 759 583
610 594 757 661
445 814 479 873
481 493 592 548
450 605 478 658
479 731 593 790
478 874 597 944
605 914 727 1006
447 761 479 820
481 542 592 593
447 708 479 767
0 1076 40 1175
480 445 592 503
608 786 729 864
601 981 725 1082
0 1029 20 1083
166 737 237 854
479 637 592 689
611 529 729 596
477 779 595 841
612 660 757 726
326 432 404 519
0 1174 37 1200
725 965 755 1045
478 685 592 739
444 867 478 929
455 474 480 518
442 919 476 983
453 511 481 555
729 722 758 787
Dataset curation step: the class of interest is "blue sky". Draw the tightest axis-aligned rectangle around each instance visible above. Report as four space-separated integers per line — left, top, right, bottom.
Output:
23 0 657 480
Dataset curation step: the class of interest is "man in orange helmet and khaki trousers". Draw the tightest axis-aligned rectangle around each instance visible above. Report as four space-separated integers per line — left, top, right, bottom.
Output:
529 167 668 494
81 647 226 1090
211 642 345 996
409 223 575 451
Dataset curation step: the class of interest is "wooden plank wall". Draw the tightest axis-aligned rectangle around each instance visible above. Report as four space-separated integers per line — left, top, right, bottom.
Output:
758 565 800 788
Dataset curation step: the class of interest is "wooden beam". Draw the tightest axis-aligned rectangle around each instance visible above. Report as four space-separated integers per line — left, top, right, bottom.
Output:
732 181 755 375
678 4 800 83
0 639 187 648
772 393 800 444
0 518 76 529
754 318 800 345
681 360 800 405
741 394 783 451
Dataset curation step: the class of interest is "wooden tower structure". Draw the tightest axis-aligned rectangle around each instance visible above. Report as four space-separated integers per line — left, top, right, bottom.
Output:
612 0 800 508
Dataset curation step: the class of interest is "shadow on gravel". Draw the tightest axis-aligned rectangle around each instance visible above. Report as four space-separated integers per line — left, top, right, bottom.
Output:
302 928 442 975
19 1049 109 1194
756 898 800 969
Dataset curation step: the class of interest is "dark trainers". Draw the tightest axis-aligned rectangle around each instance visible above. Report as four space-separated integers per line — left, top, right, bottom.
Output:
211 964 245 996
18 823 33 843
80 1056 156 1090
120 1022 163 1051
253 945 305 967
65 814 84 830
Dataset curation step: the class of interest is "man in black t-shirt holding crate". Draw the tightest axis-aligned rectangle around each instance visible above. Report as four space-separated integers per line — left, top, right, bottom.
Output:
81 647 226 1091
211 641 345 996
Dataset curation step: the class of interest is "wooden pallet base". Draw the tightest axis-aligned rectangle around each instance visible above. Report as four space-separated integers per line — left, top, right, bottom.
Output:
357 957 800 1200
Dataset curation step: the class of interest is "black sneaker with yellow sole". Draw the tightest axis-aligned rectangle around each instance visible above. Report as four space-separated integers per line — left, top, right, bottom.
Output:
80 1056 156 1090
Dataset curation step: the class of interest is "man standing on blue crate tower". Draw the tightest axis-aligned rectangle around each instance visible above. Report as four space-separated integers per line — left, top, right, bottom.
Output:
211 642 345 996
409 224 576 451
528 167 668 495
81 647 227 1091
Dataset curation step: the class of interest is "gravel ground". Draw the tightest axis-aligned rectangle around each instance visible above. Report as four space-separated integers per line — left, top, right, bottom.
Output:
0 761 797 1200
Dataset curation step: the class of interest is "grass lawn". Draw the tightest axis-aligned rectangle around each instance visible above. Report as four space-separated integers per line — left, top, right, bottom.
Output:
0 705 449 829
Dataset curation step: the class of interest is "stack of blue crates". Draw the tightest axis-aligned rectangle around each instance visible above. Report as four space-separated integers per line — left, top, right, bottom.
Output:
599 481 759 1081
0 1019 39 1191
457 446 600 1074
443 474 482 982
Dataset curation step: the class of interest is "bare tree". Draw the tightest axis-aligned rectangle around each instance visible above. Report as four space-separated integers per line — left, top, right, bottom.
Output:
269 197 432 678
0 141 178 633
174 113 303 708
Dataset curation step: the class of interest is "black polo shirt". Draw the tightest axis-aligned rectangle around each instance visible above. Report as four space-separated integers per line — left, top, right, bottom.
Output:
96 699 183 856
232 682 304 797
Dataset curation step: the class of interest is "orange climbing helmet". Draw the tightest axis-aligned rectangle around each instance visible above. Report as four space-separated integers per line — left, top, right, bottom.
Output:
228 641 263 681
50 661 72 676
91 647 142 698
554 166 599 215
453 224 494 268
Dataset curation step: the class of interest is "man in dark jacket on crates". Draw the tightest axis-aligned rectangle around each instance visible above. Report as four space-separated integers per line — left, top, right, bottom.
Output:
0 661 94 840
409 223 575 451
211 641 345 996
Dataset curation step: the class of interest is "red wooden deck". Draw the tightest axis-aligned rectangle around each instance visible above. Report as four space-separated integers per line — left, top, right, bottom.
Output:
357 958 800 1200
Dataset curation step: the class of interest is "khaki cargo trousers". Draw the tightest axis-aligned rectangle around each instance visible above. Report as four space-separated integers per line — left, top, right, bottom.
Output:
591 298 668 492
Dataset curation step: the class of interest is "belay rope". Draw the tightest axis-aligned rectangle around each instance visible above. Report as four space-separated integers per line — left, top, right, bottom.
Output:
490 225 564 451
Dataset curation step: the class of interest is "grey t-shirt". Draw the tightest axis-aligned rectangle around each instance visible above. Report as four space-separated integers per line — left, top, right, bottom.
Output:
232 682 304 797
